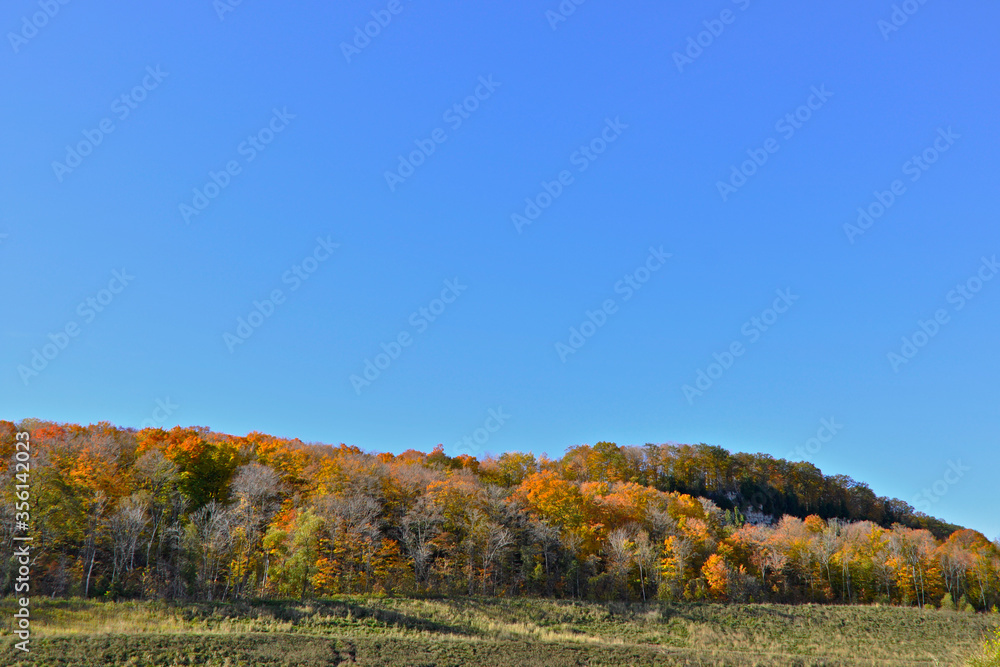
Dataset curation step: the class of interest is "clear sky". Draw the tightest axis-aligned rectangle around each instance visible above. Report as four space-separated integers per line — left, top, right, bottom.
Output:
2 0 998 538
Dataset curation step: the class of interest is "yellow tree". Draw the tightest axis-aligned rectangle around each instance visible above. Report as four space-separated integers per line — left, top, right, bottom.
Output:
516 471 601 552
263 508 323 600
702 553 731 600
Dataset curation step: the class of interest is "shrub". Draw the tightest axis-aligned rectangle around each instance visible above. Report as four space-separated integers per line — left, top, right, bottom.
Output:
969 627 1000 667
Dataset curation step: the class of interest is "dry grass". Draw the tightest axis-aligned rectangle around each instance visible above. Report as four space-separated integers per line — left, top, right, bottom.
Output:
1 597 997 666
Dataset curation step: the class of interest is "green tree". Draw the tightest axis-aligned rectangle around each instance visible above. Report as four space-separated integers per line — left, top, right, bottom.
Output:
264 509 323 600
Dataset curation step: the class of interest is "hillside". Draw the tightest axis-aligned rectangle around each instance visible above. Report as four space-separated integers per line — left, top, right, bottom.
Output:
1 419 997 610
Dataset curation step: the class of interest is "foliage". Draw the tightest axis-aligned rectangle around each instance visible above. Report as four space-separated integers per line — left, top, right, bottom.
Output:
970 627 1000 667
2 419 997 612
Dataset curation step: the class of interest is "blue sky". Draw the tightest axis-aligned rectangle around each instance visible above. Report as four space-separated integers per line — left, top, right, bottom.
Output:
2 0 998 538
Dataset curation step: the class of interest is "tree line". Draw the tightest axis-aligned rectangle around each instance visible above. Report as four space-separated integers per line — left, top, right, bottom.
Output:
1 419 997 611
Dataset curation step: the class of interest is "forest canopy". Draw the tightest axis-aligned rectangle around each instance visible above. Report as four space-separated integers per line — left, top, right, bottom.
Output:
1 419 996 612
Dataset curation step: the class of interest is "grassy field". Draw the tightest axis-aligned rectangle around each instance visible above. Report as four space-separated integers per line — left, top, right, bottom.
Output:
1 597 997 666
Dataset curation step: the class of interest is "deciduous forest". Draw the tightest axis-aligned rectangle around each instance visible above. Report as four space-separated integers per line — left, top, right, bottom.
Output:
3 420 998 612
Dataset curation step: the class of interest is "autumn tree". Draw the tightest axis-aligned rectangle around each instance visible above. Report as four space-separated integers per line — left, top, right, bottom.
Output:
4 420 996 609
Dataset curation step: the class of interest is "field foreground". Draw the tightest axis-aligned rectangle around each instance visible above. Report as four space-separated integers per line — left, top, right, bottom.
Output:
2 597 998 666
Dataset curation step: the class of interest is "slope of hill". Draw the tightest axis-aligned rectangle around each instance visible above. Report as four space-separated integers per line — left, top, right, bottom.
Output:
1 419 996 610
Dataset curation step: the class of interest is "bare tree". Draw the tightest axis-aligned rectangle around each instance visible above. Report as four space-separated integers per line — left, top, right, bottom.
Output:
463 508 487 595
481 524 514 595
633 530 656 602
108 495 149 589
83 491 109 598
606 526 636 599
560 530 585 598
527 520 562 594
400 495 442 590
812 522 840 595
315 494 382 593
231 463 283 597
647 508 678 543
189 501 235 600
134 450 181 594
